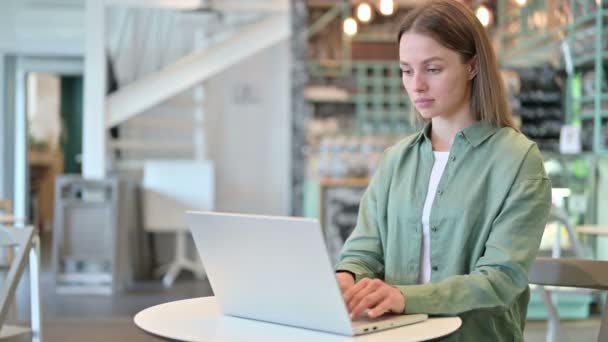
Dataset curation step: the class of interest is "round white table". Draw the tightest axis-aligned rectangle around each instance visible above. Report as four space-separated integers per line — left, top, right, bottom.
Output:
134 296 461 342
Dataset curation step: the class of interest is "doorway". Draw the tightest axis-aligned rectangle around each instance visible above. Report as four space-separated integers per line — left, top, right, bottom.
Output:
11 57 83 232
26 72 85 232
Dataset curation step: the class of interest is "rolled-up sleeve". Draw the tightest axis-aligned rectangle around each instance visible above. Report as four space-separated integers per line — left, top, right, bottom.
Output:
335 150 391 282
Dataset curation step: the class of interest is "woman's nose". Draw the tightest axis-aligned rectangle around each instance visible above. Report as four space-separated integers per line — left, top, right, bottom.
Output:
414 73 427 92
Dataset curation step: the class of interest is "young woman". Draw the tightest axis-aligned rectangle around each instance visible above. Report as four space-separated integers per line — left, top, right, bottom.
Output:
334 0 552 340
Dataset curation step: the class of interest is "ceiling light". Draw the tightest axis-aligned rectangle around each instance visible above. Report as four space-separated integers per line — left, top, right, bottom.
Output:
343 17 358 36
379 0 394 16
356 3 372 23
476 5 491 27
158 0 204 10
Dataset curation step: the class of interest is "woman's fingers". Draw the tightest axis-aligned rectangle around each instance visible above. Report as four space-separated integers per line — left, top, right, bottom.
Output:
346 279 379 311
349 290 384 319
344 279 405 319
367 296 393 318
343 278 370 303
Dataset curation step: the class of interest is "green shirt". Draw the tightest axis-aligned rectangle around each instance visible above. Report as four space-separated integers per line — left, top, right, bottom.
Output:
336 121 552 341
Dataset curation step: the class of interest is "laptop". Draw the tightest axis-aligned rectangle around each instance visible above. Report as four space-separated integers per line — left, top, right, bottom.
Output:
185 211 428 336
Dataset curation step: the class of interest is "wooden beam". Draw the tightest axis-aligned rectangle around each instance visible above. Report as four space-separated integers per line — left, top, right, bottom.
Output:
308 2 342 38
106 14 289 128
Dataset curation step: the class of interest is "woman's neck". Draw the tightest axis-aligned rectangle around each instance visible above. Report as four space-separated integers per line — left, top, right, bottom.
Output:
430 114 476 151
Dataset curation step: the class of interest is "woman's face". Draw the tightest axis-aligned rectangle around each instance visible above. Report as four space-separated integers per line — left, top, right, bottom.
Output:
399 32 474 121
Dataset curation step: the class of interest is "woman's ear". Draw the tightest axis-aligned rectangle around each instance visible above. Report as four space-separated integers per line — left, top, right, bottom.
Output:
468 56 478 80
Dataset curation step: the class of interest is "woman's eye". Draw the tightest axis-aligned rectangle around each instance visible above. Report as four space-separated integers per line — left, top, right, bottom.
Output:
427 68 441 74
402 69 413 76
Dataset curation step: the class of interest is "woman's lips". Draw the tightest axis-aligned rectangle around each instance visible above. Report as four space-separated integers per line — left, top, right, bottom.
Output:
415 99 434 109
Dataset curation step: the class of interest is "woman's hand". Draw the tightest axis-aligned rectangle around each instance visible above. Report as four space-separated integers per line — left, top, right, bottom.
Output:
336 272 355 294
343 278 405 319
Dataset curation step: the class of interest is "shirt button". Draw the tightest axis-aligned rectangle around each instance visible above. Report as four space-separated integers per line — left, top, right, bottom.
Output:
432 266 438 271
432 226 437 232
458 132 464 138
450 155 456 162
437 189 443 196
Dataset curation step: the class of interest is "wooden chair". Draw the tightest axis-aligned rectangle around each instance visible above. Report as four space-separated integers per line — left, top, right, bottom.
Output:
0 200 15 268
0 225 42 342
0 201 11 216
529 257 608 342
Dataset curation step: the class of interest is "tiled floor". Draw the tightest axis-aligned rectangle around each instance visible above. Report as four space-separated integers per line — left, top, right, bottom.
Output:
43 318 164 342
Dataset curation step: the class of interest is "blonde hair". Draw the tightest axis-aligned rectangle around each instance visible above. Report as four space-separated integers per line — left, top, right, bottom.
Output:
397 0 517 129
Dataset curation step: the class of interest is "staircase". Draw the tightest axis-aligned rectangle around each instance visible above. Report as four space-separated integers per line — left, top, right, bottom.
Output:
104 6 270 175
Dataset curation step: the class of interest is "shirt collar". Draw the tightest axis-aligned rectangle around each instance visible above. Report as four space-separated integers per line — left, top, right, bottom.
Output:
460 121 500 147
416 121 499 148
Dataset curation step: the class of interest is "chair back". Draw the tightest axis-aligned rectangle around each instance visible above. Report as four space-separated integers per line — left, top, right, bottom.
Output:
0 226 34 329
529 257 608 342
142 160 214 232
0 200 12 215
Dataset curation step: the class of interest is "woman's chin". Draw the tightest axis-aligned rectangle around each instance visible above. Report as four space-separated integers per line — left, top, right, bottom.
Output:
417 110 437 120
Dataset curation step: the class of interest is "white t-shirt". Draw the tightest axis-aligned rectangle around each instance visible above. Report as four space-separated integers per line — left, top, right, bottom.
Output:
418 151 449 284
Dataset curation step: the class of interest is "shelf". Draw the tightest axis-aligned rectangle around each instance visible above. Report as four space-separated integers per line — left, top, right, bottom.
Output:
304 85 355 103
580 111 608 120
577 94 608 103
574 52 608 68
571 9 608 31
319 177 370 188
501 30 522 42
499 26 566 63
502 11 520 25
305 96 356 104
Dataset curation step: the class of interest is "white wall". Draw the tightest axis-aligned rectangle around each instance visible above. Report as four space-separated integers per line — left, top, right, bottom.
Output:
206 39 291 216
0 55 5 198
0 0 84 56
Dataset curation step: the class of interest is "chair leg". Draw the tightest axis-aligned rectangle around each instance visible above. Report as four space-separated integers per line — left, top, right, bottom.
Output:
29 235 41 342
539 286 568 342
599 295 608 342
153 263 171 278
161 232 189 288
162 263 181 288
161 232 205 288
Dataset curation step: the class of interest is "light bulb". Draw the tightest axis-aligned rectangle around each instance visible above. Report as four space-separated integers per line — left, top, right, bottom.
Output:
343 17 358 36
515 0 527 6
379 0 394 16
476 5 491 27
356 3 372 23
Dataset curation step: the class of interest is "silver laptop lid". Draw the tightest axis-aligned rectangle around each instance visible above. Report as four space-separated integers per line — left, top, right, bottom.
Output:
185 211 354 336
